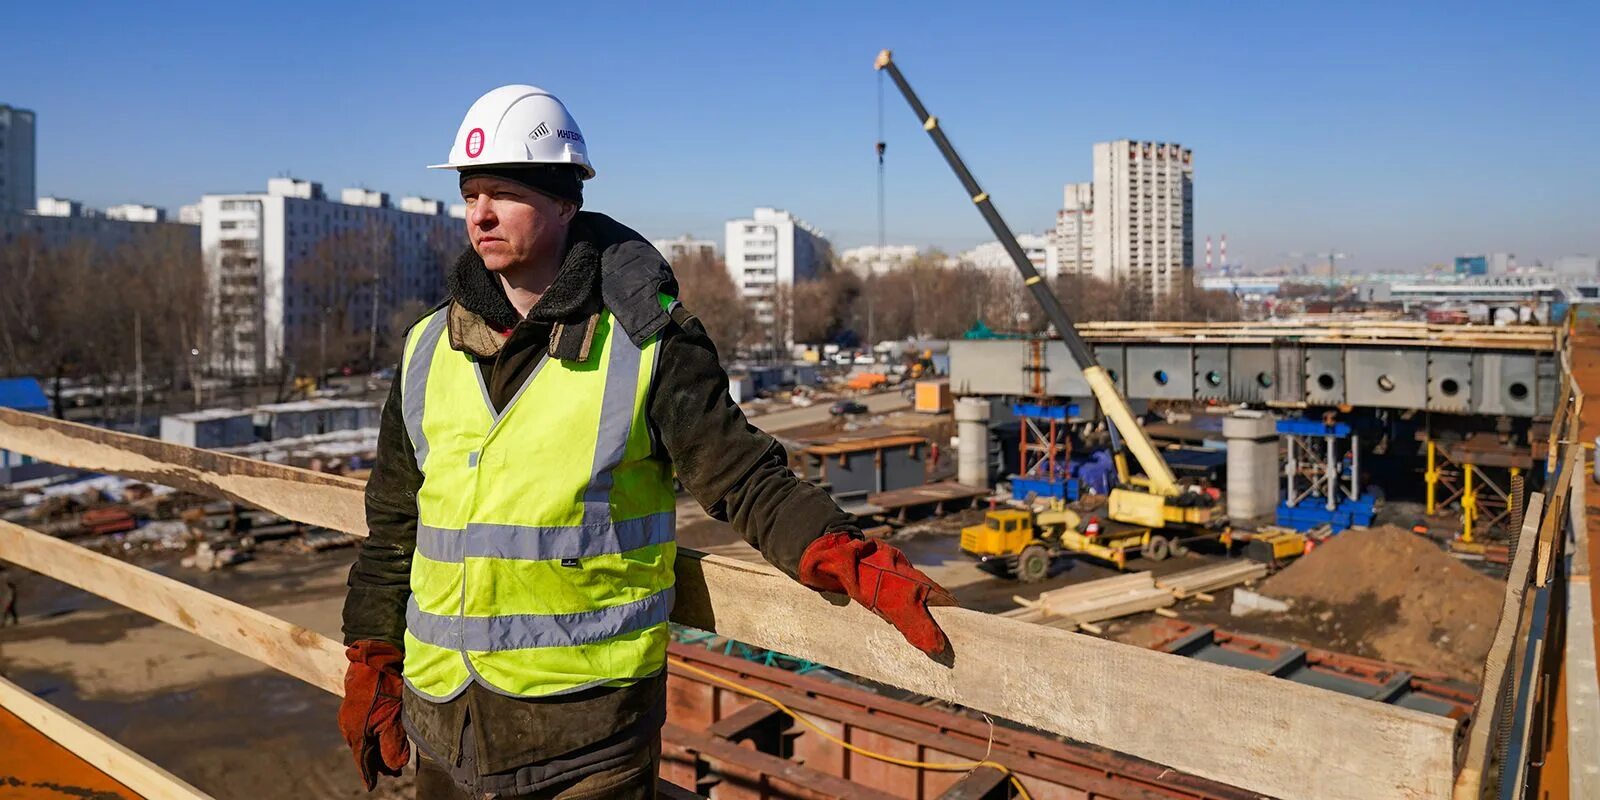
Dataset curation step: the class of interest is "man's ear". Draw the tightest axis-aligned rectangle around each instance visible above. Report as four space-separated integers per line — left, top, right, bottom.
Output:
559 200 579 224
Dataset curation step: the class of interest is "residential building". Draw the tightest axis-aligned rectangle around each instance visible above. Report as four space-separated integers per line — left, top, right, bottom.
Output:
199 178 463 377
651 234 717 264
960 233 1056 277
35 196 86 217
1 199 195 254
1053 182 1094 278
839 244 920 276
0 104 35 215
1090 140 1194 311
179 204 204 225
724 207 832 347
106 203 167 223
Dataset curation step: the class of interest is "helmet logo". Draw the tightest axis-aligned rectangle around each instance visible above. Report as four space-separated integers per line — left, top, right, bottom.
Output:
465 128 485 158
529 122 551 141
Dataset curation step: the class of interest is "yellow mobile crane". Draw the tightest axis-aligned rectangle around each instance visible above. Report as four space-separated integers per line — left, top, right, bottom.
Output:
876 50 1225 570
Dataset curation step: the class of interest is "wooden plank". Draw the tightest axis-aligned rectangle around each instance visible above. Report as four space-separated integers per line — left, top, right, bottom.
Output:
0 410 1459 800
0 408 366 536
0 519 346 696
0 673 212 800
1156 562 1269 595
1453 491 1546 799
1046 588 1175 624
1033 572 1154 606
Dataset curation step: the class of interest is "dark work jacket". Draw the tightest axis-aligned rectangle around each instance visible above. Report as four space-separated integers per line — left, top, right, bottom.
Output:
341 211 853 789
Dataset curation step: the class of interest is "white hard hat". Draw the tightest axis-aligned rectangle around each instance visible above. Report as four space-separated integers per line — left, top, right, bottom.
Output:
429 85 595 179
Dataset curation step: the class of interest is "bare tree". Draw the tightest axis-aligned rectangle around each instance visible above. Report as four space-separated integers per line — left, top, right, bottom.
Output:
286 223 398 381
669 250 753 354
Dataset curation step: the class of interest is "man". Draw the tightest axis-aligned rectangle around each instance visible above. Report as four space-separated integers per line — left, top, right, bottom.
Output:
339 85 957 799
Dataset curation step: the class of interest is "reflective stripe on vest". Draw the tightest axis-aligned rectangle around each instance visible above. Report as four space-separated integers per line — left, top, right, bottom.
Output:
397 302 677 700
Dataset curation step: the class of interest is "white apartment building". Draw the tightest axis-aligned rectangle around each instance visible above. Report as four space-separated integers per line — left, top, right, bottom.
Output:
199 178 463 377
35 196 86 217
106 203 167 223
1053 182 1094 278
651 234 717 264
0 104 35 215
839 244 920 276
1 198 194 254
724 207 832 346
960 233 1057 278
1091 140 1194 311
179 204 203 225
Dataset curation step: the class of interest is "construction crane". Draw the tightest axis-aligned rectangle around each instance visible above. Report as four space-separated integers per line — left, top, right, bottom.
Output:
874 49 1221 533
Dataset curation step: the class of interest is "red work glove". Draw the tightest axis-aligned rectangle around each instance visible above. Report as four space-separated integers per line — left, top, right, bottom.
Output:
338 640 410 790
799 532 959 656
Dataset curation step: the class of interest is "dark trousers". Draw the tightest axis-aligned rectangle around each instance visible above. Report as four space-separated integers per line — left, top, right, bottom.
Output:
2 602 16 626
415 735 659 799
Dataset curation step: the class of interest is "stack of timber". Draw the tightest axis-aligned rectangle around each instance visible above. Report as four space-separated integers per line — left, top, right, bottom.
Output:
1002 572 1173 633
1155 561 1268 598
1003 560 1270 633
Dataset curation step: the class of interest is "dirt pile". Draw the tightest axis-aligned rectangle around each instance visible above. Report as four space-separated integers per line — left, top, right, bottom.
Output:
1260 525 1504 681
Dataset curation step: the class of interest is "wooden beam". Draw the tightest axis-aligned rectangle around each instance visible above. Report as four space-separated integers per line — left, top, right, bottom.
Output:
0 408 365 535
0 410 1460 799
0 673 213 800
1452 492 1546 799
0 519 346 696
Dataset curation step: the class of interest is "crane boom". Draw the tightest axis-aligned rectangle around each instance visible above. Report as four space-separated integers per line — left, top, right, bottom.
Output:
874 49 1179 497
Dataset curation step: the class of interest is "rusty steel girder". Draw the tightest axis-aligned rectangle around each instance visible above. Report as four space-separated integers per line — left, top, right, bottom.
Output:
663 642 1257 800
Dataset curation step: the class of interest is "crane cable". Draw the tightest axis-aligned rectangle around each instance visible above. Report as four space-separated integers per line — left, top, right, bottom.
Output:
671 658 1035 800
876 67 887 251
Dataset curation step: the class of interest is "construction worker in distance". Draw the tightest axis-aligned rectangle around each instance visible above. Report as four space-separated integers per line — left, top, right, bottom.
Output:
338 85 958 799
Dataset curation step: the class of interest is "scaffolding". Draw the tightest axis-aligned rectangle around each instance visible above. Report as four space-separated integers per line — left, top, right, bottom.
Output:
1425 439 1528 542
1277 418 1376 531
1010 402 1080 500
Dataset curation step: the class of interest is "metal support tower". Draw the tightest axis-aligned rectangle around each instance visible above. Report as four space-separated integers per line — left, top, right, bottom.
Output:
1283 420 1360 511
1010 402 1080 501
1423 438 1528 542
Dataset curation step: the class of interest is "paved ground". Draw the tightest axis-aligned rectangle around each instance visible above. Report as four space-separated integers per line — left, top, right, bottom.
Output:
745 391 910 434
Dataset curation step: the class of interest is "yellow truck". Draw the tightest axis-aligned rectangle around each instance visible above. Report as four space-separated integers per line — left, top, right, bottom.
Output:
960 504 1229 580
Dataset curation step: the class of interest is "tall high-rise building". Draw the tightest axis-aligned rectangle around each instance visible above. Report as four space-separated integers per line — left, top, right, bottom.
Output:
724 207 832 348
1091 140 1193 311
1053 182 1094 278
199 178 463 377
0 104 36 215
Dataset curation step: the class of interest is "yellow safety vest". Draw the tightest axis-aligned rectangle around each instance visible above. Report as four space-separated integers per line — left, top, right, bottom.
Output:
397 302 677 700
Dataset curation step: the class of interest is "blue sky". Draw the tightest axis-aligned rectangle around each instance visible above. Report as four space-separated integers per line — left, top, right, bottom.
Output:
5 1 1596 272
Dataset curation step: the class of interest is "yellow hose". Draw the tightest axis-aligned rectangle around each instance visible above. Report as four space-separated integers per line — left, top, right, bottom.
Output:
671 658 1033 800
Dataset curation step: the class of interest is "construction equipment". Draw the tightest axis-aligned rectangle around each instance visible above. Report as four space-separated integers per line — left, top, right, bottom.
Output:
876 50 1223 536
959 505 1080 581
959 502 1219 577
1243 528 1309 566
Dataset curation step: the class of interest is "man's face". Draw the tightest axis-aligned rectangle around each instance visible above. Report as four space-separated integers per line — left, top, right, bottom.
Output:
460 176 575 271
